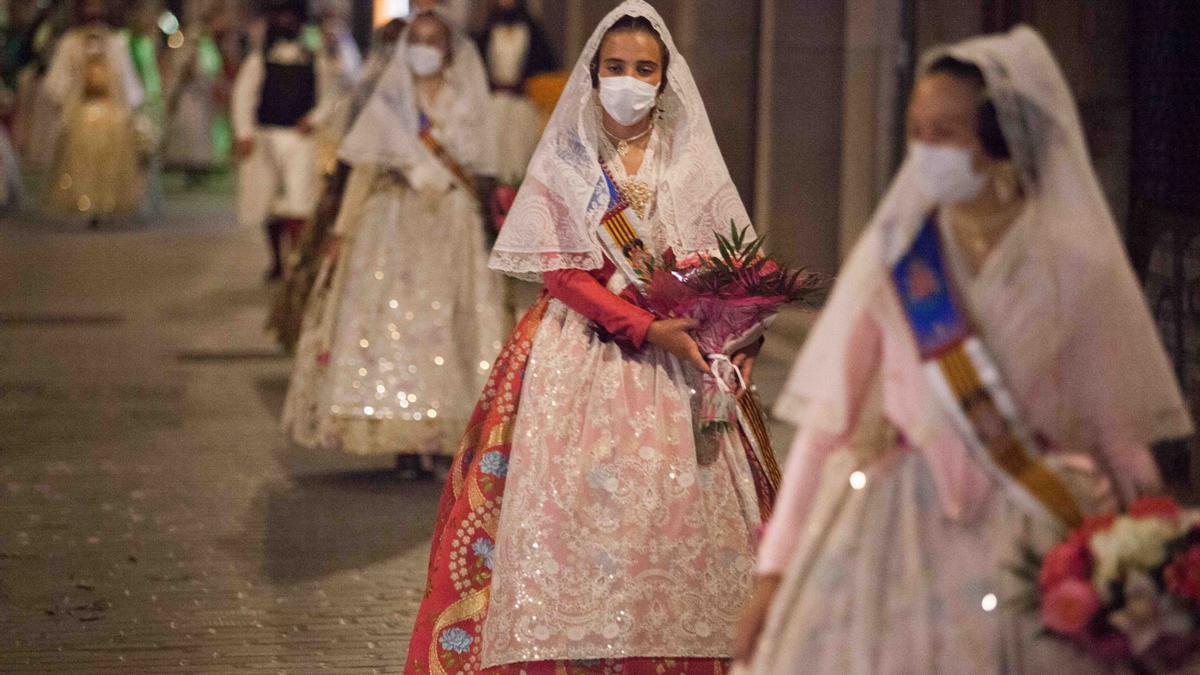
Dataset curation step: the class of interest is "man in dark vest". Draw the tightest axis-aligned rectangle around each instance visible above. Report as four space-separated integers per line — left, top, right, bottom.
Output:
232 0 334 280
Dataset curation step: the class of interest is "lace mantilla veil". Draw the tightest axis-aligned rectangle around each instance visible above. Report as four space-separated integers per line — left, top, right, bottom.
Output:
337 8 496 176
488 0 752 281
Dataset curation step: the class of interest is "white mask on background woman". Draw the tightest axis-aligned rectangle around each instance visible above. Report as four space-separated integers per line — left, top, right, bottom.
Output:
598 75 658 126
407 44 445 77
910 141 988 204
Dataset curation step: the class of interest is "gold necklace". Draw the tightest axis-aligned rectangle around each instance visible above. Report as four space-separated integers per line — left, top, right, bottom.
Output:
618 177 653 219
602 121 653 157
946 198 1024 273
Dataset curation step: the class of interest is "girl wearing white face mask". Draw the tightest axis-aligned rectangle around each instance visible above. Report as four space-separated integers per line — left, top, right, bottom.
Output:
406 2 777 672
282 11 508 474
735 27 1193 674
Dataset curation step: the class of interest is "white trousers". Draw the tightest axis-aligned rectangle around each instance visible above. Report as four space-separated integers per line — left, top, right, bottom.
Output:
237 126 317 227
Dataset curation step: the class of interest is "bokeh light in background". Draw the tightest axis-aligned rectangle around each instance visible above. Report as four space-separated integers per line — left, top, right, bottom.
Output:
374 0 409 27
157 10 184 49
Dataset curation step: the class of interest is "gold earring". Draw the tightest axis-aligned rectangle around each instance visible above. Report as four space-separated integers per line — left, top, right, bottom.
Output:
993 162 1020 204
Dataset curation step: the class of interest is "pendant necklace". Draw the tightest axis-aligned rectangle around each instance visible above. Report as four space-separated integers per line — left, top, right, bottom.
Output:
603 121 653 157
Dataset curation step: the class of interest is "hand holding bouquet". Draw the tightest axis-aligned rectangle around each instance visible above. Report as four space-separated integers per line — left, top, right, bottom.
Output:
634 223 828 434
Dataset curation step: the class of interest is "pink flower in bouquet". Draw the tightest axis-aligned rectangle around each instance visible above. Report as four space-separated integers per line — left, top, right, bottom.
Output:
1165 545 1200 604
669 250 705 270
1129 495 1183 520
633 224 831 434
1040 538 1091 591
1042 578 1102 636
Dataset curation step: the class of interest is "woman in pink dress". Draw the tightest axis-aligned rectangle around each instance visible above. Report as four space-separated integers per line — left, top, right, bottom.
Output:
406 2 778 672
736 26 1194 674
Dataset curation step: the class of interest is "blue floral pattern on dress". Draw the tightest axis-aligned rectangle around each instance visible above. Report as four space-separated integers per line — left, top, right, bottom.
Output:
438 626 473 654
471 538 496 569
479 451 508 477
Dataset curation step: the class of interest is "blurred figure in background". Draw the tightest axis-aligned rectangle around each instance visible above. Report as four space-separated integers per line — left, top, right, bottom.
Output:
477 0 555 186
411 0 473 32
232 0 335 280
282 10 506 475
44 0 146 227
9 2 62 172
311 8 362 178
736 26 1195 674
126 0 167 219
162 0 227 182
0 80 26 212
268 16 406 353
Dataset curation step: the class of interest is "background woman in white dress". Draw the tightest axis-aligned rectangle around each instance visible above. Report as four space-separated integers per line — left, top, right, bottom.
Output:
736 26 1194 674
43 0 146 226
282 10 506 474
163 0 227 178
476 0 556 185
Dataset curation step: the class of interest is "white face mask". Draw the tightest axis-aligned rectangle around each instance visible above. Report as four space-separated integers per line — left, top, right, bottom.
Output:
910 141 988 204
407 44 445 77
598 75 659 127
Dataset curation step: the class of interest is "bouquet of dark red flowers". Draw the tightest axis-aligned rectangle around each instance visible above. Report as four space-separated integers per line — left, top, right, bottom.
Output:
634 223 828 433
1015 496 1200 671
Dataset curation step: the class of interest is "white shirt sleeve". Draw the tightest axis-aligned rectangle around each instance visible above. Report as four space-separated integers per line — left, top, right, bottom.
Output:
231 52 265 140
308 53 340 128
41 33 77 105
109 32 144 109
337 35 363 87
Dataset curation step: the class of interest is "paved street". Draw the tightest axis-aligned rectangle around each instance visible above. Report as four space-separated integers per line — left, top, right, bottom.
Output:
0 180 807 673
0 182 446 673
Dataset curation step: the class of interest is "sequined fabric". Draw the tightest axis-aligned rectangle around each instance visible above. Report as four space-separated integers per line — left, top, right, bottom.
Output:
481 298 760 666
748 443 1117 674
44 27 146 217
282 172 508 455
50 98 145 216
405 295 753 674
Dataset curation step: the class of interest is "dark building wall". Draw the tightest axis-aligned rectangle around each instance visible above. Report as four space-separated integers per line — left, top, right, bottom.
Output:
916 0 1132 229
757 0 845 272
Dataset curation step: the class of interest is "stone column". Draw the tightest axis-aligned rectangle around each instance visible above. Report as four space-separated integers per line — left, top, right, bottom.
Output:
837 0 906 257
753 0 846 272
672 0 759 210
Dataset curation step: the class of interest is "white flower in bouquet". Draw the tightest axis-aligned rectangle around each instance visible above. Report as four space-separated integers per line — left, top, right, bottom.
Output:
1089 516 1177 600
1108 571 1194 655
1181 509 1200 532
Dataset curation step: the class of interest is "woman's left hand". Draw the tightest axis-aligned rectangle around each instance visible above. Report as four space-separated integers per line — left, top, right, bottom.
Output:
731 338 764 397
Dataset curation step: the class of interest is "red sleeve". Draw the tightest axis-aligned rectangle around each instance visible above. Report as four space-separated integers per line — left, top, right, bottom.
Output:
543 268 656 349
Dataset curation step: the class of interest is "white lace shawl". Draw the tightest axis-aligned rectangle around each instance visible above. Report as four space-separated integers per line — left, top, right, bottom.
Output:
337 10 496 176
